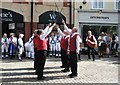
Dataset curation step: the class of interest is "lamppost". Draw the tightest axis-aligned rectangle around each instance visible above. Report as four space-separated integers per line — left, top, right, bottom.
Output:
30 0 33 36
69 1 72 29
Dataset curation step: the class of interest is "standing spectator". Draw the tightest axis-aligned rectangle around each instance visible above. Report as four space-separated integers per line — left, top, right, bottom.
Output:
111 33 119 53
86 31 97 61
98 32 106 57
1 33 9 59
18 34 24 61
62 20 82 78
9 33 17 59
35 23 56 80
105 34 112 57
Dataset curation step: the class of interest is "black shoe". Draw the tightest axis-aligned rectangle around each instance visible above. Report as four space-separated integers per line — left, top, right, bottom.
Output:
42 76 46 78
18 59 22 61
69 75 77 78
68 74 77 78
68 74 73 77
61 69 70 72
60 65 65 68
37 77 45 80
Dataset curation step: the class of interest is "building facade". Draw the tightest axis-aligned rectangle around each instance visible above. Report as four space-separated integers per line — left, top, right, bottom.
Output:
74 0 120 48
0 0 72 42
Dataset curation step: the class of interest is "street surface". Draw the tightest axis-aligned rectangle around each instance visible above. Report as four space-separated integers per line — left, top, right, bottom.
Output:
0 55 120 85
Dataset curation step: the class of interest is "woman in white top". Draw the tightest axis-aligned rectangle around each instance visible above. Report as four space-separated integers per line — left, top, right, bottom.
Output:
97 32 106 57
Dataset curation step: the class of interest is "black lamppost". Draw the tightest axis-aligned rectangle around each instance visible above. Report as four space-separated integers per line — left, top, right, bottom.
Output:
70 1 72 29
30 0 33 36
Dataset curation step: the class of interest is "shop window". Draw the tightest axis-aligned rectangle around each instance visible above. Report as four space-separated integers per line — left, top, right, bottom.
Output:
92 0 104 9
9 23 15 29
115 0 120 10
37 24 44 29
16 23 24 29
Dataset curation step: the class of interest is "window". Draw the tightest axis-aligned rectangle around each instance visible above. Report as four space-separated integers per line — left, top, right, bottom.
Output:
92 0 104 9
115 0 120 10
16 23 24 29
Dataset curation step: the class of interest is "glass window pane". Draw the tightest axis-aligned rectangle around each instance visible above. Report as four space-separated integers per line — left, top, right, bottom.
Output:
99 0 103 8
93 0 97 8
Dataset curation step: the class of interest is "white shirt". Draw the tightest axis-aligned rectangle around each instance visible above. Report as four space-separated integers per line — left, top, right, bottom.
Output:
9 37 17 45
115 36 119 43
49 36 55 44
18 38 24 48
40 24 55 40
57 28 65 37
1 37 9 45
63 24 72 34
98 36 106 46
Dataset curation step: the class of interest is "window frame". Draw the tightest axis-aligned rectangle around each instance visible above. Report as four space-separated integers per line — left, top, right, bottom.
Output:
91 0 104 9
115 0 120 10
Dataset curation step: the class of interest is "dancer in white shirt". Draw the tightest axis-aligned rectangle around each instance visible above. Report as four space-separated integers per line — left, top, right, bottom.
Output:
1 33 9 59
18 34 24 61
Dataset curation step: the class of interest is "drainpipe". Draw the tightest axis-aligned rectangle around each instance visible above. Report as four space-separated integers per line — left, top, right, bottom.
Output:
30 1 33 36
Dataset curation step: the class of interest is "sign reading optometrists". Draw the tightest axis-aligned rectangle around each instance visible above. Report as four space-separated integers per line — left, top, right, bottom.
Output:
78 11 118 24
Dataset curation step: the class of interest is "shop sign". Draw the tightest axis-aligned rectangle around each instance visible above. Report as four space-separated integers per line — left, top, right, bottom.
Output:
0 8 23 22
90 16 109 19
39 11 66 24
0 12 13 21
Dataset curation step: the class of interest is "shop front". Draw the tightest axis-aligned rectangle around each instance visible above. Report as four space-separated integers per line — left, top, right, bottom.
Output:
38 11 66 30
0 8 24 38
77 11 119 48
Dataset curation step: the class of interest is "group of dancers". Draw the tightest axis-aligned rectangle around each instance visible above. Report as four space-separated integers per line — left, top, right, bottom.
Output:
1 19 119 80
27 20 83 80
1 33 24 60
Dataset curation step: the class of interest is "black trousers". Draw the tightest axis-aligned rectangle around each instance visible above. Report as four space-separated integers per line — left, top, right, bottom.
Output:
87 46 95 60
70 51 78 75
61 49 70 69
36 50 47 78
34 49 38 69
61 49 66 66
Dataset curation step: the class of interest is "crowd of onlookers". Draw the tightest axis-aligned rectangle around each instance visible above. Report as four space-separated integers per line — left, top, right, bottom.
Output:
97 32 119 57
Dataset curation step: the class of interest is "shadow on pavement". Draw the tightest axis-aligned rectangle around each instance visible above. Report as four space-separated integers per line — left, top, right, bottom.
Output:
2 68 34 71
